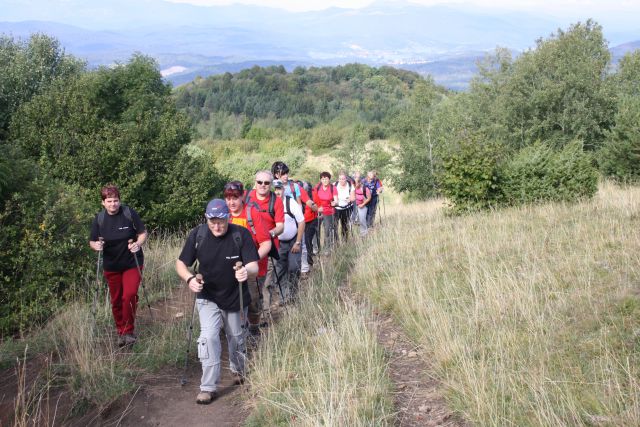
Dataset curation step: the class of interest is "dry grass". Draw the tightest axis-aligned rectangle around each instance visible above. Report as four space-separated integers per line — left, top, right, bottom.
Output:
247 249 394 426
351 181 640 426
5 230 189 423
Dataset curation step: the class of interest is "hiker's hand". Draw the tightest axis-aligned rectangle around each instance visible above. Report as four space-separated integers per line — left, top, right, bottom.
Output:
291 242 301 254
188 275 203 293
318 207 324 214
90 240 104 251
128 240 141 253
235 265 248 282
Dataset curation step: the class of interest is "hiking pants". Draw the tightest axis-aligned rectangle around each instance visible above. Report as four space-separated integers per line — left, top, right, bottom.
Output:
196 298 247 392
104 266 141 336
358 206 368 236
366 196 378 227
335 207 351 242
276 238 302 300
321 214 335 251
304 218 318 262
301 239 309 273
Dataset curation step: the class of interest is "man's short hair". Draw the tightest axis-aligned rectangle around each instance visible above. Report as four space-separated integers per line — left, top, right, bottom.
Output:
255 170 273 180
320 171 332 179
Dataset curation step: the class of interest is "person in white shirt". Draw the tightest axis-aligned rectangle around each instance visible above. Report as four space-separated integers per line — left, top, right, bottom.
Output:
273 180 306 302
334 172 356 242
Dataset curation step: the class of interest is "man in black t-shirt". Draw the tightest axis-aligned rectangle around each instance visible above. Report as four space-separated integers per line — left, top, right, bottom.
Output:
175 199 259 405
89 185 147 347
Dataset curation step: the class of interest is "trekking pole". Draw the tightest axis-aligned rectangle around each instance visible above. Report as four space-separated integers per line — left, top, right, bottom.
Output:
233 261 248 376
316 213 323 255
234 261 247 329
378 196 383 227
181 273 201 386
92 237 103 322
129 239 153 321
269 257 288 310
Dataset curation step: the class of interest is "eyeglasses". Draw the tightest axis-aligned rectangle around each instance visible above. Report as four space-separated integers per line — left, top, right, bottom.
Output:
256 180 271 186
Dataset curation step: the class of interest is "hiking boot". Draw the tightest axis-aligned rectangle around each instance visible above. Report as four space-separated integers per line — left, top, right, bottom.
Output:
232 372 245 385
123 334 137 346
196 391 217 404
117 335 126 347
249 324 260 336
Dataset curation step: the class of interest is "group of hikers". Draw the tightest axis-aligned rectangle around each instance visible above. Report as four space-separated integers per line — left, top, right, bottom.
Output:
88 161 384 404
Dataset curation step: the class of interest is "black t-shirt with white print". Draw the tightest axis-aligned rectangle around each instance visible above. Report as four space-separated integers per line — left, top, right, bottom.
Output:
89 206 145 272
178 223 259 311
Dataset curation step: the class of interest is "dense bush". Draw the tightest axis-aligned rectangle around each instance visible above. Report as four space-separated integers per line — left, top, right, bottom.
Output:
502 141 598 204
0 180 95 336
598 96 640 183
439 135 503 212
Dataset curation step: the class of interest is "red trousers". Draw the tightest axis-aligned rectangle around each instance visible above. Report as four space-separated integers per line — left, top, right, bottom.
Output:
103 267 142 335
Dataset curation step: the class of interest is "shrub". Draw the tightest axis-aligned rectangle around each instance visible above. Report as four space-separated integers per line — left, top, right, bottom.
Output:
0 180 95 336
309 125 343 152
503 141 598 204
439 134 503 212
598 95 640 183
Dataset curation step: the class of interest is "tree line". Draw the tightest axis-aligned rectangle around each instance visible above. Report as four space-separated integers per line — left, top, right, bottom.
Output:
394 20 640 210
0 35 225 335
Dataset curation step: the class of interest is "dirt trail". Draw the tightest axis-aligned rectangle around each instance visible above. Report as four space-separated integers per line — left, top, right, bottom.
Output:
374 312 467 427
3 256 466 426
94 284 261 427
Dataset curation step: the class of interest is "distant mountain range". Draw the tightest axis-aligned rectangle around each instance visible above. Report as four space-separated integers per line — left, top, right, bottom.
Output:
1 0 638 90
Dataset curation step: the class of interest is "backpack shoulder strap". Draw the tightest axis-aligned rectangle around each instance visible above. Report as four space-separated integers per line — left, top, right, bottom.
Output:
97 209 106 230
232 229 243 260
245 205 258 235
268 192 276 218
122 205 136 231
195 223 208 254
285 196 294 219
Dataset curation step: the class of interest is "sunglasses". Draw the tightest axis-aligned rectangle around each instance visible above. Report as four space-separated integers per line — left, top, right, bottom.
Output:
224 182 243 191
256 180 271 186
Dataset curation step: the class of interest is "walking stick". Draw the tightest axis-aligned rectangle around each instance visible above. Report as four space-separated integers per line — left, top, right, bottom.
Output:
181 273 201 386
129 239 153 321
316 213 323 254
92 237 103 322
234 261 248 330
269 257 288 309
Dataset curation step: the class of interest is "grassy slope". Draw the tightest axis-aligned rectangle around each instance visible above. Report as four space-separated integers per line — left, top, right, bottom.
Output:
350 182 640 426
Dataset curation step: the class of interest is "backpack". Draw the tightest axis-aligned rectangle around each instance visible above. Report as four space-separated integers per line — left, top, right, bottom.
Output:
294 180 313 214
244 189 276 219
97 205 137 232
244 202 280 260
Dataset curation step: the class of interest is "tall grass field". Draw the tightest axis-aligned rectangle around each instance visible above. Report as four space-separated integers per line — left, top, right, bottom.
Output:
351 182 640 426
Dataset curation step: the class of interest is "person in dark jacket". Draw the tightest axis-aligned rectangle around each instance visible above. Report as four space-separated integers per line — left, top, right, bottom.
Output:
89 184 148 347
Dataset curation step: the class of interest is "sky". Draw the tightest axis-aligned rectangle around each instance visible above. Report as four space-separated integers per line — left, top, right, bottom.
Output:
166 0 638 16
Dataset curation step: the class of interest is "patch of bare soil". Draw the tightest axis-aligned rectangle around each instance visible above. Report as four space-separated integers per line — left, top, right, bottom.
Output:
374 312 467 427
